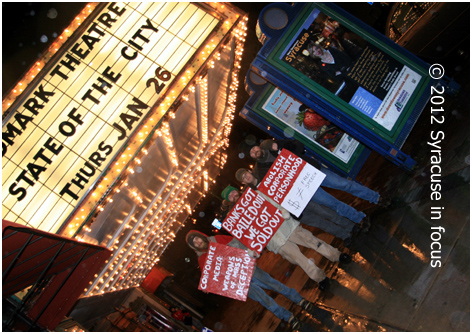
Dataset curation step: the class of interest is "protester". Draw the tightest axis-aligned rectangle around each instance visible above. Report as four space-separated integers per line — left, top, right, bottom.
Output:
302 200 358 246
221 184 357 245
186 230 314 330
187 231 344 330
220 185 241 204
221 184 351 291
240 138 390 226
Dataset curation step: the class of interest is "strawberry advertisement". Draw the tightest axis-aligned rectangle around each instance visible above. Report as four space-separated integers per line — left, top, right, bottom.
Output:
261 87 360 163
257 149 326 217
198 242 256 301
222 187 284 253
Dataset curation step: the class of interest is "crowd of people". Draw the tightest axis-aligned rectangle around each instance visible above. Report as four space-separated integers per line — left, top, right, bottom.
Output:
186 137 389 330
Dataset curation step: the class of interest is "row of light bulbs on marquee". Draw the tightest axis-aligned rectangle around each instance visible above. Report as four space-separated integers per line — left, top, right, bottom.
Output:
201 77 209 145
68 14 248 238
87 163 215 295
67 12 247 239
1 1 248 295
157 121 179 167
84 16 248 296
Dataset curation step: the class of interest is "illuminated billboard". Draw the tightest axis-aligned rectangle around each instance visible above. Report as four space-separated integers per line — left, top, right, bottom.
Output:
2 2 233 234
264 3 431 145
261 86 361 164
278 6 422 134
241 81 370 176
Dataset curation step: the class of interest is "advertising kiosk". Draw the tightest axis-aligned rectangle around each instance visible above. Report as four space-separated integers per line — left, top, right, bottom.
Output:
241 2 454 176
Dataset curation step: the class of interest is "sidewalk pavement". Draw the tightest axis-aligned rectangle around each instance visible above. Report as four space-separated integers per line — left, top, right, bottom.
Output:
201 68 469 332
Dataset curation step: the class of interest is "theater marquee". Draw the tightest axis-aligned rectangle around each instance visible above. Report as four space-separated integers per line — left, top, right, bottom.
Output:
2 2 233 233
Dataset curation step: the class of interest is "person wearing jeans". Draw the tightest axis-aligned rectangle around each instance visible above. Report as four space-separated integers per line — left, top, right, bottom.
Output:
241 138 388 224
222 183 358 244
311 167 380 223
185 230 318 330
300 200 356 242
249 266 304 322
228 175 352 290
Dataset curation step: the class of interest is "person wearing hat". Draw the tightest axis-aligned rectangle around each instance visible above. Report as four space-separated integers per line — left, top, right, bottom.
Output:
247 138 319 168
243 138 390 226
223 181 357 245
186 230 323 331
224 177 351 291
221 185 241 203
239 140 274 179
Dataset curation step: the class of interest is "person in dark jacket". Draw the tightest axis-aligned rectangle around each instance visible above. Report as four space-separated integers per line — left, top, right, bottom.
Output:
186 230 339 331
304 43 353 78
241 138 389 226
220 184 351 291
222 184 357 245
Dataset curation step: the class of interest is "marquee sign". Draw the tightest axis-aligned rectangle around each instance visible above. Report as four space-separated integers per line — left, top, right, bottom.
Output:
2 2 221 233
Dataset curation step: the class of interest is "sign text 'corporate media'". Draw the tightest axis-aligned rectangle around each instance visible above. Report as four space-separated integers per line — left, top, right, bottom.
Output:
198 242 256 301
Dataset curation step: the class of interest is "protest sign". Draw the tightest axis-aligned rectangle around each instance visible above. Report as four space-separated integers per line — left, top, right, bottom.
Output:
222 187 284 253
257 148 325 217
198 242 256 301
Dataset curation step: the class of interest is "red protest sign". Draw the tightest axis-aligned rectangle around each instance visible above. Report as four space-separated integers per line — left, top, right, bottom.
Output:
222 187 284 253
257 148 325 217
198 242 256 301
257 148 305 204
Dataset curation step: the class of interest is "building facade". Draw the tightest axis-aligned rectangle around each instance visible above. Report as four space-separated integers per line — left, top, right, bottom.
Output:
3 1 247 311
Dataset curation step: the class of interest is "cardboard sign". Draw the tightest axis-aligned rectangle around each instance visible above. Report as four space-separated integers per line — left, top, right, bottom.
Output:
198 242 256 301
257 148 325 217
222 187 284 253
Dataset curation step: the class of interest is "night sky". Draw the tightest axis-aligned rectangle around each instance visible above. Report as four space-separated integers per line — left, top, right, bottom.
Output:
2 3 86 95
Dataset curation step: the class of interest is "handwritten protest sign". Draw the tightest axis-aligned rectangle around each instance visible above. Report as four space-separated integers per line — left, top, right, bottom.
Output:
198 242 256 301
257 148 325 217
222 187 284 253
